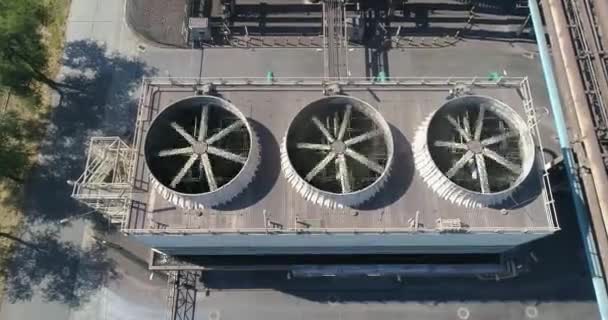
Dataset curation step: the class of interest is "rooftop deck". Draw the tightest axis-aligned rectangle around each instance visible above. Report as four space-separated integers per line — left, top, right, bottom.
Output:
123 77 558 235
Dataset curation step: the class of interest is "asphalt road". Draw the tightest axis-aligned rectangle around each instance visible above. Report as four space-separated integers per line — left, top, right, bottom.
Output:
0 0 601 319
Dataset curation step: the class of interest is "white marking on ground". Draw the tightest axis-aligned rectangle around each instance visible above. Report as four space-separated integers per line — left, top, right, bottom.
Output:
457 307 471 319
526 306 539 318
209 309 221 320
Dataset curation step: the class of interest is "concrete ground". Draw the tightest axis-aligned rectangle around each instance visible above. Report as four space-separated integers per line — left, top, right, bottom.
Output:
0 0 601 319
66 233 167 320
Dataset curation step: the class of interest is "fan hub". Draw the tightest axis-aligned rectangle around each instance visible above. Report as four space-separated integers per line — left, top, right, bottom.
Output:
192 142 208 154
467 141 483 154
331 140 347 154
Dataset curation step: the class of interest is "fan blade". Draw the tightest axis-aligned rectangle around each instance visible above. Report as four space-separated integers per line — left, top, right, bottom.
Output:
481 131 518 146
446 115 472 142
344 129 382 146
158 147 193 157
312 116 335 143
170 154 198 188
344 149 384 174
206 120 243 144
295 143 331 150
170 122 197 145
207 146 247 164
305 152 336 181
337 155 351 193
475 153 491 193
200 153 218 191
198 105 209 141
337 104 352 140
483 149 521 174
445 150 474 178
433 141 468 150
463 112 471 136
473 105 486 141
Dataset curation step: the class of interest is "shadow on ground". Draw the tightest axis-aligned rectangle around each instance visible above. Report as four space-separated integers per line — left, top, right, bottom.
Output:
3 228 119 307
23 40 155 223
202 166 595 304
2 40 154 307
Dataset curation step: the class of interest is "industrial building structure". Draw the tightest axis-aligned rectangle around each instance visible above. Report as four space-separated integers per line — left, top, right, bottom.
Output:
70 1 608 319
74 0 564 272
71 74 558 272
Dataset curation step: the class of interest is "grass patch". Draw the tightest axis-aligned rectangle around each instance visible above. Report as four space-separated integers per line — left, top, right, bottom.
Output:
44 0 72 78
0 0 71 298
0 181 23 253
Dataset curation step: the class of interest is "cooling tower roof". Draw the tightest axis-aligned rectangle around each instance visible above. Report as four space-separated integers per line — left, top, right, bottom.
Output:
125 78 557 235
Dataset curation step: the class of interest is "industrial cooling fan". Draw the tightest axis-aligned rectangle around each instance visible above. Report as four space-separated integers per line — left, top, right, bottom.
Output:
281 96 394 208
145 96 259 210
414 95 535 208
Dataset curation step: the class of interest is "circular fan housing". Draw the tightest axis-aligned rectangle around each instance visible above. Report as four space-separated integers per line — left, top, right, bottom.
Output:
414 95 535 208
281 96 394 208
144 96 259 210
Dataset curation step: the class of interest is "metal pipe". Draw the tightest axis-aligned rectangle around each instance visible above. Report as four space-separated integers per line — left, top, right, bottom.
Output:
290 264 506 277
529 0 608 318
592 0 608 49
547 0 608 243
544 2 608 280
579 0 608 97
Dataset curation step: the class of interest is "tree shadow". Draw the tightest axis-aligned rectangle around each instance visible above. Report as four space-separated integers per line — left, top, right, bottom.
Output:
23 40 155 223
3 228 119 307
59 211 119 236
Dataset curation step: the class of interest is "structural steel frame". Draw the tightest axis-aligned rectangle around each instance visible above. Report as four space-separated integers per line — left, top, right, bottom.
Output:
166 271 200 320
71 137 134 223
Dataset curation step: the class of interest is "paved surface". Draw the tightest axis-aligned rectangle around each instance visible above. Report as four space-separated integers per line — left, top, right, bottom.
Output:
0 0 601 319
0 0 160 319
67 233 167 320
198 292 593 320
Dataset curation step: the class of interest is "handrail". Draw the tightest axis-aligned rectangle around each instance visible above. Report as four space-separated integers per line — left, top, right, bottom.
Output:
123 226 558 235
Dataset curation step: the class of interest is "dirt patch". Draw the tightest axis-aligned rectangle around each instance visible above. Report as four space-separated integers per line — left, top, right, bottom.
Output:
126 0 190 47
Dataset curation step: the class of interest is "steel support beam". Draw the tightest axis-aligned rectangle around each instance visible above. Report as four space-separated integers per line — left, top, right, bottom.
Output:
529 0 608 318
168 271 199 320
